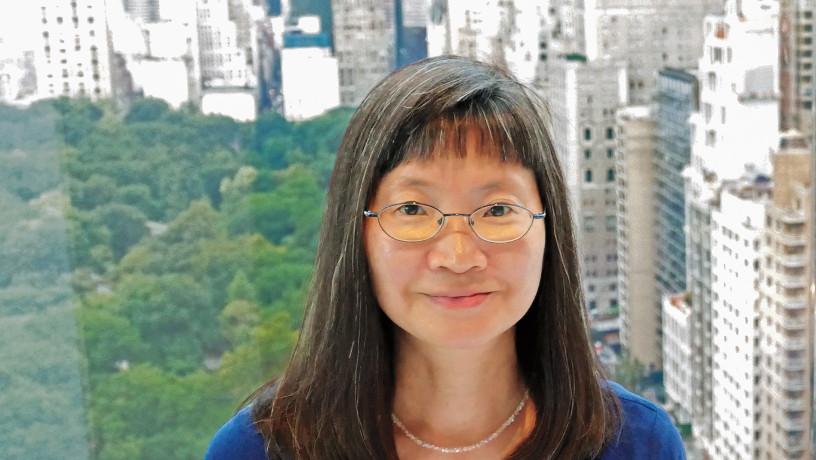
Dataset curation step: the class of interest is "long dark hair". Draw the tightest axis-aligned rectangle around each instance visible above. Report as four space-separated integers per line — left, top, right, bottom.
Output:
248 55 622 459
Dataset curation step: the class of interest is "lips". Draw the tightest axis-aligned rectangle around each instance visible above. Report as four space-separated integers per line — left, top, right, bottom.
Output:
426 292 492 309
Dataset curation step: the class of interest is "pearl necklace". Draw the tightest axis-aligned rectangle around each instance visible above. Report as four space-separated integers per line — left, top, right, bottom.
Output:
391 390 529 454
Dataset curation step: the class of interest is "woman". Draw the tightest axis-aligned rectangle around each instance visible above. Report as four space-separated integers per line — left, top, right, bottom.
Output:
205 56 686 459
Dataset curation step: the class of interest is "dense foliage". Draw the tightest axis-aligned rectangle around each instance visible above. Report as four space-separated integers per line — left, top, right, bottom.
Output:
0 97 353 459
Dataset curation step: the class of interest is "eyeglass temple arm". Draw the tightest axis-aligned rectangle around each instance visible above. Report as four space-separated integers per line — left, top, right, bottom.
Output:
363 210 378 217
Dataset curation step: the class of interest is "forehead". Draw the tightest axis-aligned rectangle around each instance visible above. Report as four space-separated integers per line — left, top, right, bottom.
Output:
377 153 537 197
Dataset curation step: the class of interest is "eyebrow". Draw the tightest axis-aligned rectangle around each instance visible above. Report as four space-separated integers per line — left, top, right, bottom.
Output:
391 177 516 194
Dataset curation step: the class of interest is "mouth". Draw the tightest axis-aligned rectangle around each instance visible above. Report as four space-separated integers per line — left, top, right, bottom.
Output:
426 292 493 309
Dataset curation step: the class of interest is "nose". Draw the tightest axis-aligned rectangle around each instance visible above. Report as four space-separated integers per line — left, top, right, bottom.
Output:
426 215 487 274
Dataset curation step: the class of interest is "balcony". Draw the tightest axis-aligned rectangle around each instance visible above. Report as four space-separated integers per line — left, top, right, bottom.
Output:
781 435 806 455
781 378 806 392
778 275 806 289
781 396 806 411
780 416 806 431
778 253 807 267
781 316 807 330
782 357 806 371
775 232 806 246
782 298 807 311
782 337 807 352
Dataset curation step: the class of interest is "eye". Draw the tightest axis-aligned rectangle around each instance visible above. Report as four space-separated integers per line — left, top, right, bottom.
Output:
396 203 427 216
483 204 514 217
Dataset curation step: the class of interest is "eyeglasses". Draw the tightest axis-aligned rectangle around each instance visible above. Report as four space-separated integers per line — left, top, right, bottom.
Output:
363 201 546 243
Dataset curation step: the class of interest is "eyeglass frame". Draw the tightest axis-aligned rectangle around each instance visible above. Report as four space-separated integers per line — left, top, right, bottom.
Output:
362 201 546 243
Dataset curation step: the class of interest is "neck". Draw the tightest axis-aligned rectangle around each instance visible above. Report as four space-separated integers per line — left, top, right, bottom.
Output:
391 330 527 447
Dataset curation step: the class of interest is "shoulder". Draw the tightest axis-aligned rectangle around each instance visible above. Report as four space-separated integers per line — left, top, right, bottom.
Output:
599 381 686 460
204 406 274 460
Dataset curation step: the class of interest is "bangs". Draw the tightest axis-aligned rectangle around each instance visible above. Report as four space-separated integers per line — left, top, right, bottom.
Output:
377 96 544 176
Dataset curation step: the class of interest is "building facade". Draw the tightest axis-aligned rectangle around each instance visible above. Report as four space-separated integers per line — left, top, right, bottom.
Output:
757 132 813 460
682 1 781 454
547 55 627 314
710 177 769 460
34 0 114 100
332 0 396 106
655 68 698 298
615 106 659 368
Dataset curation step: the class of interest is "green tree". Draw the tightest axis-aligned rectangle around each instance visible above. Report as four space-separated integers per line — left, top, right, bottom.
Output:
93 203 149 260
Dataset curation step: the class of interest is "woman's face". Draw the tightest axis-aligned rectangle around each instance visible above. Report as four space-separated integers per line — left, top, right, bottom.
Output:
363 141 546 349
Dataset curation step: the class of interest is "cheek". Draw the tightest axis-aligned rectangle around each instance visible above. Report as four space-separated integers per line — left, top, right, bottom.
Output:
364 228 421 304
497 236 545 299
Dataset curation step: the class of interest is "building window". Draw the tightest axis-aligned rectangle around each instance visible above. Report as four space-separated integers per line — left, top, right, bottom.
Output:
583 128 592 141
607 148 614 158
712 47 723 63
584 149 592 159
607 169 615 182
706 130 716 146
585 169 593 182
606 127 614 140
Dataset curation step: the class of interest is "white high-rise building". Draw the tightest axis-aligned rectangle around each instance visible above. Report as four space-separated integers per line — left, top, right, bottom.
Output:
196 0 255 88
106 0 202 108
196 0 261 120
280 16 339 121
33 0 114 100
547 55 628 314
710 176 769 460
682 0 780 454
427 0 543 84
662 292 694 428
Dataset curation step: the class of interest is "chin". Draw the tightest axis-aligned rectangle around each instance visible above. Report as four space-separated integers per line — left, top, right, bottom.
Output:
404 321 516 350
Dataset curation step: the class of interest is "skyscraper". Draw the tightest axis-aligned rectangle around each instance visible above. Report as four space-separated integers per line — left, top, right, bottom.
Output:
655 68 698 299
615 106 659 368
547 54 628 315
33 0 113 100
681 1 780 453
757 131 812 459
332 0 396 106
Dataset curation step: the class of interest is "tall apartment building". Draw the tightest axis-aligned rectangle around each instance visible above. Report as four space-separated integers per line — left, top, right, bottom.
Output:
614 106 659 368
710 175 769 460
780 0 816 137
757 131 813 460
680 0 780 454
547 55 627 314
332 0 396 106
196 0 256 88
33 0 113 100
662 292 694 428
